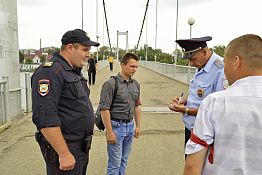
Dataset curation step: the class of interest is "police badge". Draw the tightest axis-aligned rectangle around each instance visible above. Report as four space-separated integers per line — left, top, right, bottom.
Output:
197 89 204 98
38 79 50 96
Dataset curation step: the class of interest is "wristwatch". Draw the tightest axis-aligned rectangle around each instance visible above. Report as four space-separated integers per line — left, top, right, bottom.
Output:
185 107 189 115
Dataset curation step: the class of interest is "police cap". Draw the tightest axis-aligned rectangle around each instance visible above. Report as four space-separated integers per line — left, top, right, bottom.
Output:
61 29 100 47
176 36 212 59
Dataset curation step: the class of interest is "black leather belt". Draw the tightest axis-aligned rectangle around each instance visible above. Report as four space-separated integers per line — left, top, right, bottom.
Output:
111 117 133 123
66 139 83 146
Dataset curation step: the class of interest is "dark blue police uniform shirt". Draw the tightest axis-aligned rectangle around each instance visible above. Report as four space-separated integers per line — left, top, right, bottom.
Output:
32 52 94 140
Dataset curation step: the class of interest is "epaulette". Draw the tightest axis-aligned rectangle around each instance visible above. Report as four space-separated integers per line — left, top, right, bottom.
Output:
43 61 53 67
214 59 224 68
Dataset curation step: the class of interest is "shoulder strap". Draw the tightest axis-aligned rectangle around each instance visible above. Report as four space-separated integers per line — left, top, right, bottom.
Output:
110 76 118 109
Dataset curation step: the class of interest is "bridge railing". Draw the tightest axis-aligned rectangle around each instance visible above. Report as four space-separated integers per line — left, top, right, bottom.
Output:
97 60 109 70
0 78 10 125
140 61 196 85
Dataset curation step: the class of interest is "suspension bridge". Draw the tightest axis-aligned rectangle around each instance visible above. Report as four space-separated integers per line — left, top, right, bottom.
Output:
0 0 196 174
0 62 192 175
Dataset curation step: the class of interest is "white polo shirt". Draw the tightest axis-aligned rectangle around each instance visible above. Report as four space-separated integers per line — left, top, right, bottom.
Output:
185 76 262 175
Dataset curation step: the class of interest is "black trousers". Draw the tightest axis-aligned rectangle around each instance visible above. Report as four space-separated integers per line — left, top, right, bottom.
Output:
88 70 96 85
109 63 113 71
39 141 89 175
185 127 191 160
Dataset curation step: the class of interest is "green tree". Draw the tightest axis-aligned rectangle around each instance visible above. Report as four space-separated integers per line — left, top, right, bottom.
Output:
40 55 46 63
19 51 24 63
25 58 33 64
211 45 226 57
47 47 60 55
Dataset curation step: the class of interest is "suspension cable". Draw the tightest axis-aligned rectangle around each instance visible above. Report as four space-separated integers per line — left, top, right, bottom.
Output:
135 0 150 50
102 0 112 54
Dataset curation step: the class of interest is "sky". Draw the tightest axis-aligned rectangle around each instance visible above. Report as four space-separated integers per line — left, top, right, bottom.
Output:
17 0 262 54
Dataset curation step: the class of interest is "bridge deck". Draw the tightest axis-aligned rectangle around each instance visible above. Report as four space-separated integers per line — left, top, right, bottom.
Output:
0 63 189 175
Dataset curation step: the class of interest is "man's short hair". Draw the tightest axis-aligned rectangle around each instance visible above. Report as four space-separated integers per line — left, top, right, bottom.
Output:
120 53 139 64
227 34 262 69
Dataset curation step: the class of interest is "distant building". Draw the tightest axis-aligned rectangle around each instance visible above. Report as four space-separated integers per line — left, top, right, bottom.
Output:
23 50 49 63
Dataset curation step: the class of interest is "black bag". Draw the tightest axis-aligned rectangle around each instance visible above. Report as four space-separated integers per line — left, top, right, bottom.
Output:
95 76 118 131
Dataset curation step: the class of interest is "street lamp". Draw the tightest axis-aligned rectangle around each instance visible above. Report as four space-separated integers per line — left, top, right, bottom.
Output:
154 0 158 62
187 17 195 82
96 0 99 60
188 17 195 39
96 35 100 60
81 0 83 29
174 0 179 65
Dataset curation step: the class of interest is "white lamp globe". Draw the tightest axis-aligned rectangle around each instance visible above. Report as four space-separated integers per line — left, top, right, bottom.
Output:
188 17 195 26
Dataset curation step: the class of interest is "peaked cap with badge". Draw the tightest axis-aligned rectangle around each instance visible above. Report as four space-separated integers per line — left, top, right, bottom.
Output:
61 29 100 47
176 36 212 59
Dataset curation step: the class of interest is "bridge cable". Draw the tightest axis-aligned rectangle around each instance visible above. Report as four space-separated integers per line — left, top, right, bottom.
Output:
102 0 112 55
135 0 150 50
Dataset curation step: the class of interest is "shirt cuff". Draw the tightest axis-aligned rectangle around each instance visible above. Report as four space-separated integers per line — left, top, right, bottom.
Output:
185 139 205 155
99 102 111 110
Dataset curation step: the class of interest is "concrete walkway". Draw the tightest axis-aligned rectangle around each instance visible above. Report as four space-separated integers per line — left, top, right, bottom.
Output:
0 62 189 175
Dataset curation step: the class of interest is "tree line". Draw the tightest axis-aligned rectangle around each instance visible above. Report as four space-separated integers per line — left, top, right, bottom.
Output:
19 45 225 66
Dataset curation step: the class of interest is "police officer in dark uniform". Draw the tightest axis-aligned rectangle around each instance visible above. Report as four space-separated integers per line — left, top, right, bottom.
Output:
31 29 99 175
87 53 98 85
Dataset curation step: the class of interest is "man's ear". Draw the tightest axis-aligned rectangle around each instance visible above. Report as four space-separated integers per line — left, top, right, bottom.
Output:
67 43 76 52
233 56 241 71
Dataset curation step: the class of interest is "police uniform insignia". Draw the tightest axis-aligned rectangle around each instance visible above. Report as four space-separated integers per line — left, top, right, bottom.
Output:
197 89 204 98
214 59 223 68
43 61 53 67
38 79 50 96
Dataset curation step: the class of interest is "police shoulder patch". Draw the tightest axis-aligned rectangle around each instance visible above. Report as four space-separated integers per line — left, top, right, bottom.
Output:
38 79 50 96
214 59 223 68
43 61 53 67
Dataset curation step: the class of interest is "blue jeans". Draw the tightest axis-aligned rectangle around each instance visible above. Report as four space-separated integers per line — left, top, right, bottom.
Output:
107 120 134 175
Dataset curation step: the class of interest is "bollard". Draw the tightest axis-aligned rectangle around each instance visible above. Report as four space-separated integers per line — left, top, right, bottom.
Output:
25 73 32 113
2 76 10 123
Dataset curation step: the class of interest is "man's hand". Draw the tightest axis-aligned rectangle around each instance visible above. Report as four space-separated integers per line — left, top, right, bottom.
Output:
169 96 186 113
59 152 76 171
106 130 117 144
134 127 140 138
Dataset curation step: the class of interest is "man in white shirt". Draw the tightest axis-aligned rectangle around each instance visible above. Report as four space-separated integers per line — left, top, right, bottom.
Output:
183 34 262 175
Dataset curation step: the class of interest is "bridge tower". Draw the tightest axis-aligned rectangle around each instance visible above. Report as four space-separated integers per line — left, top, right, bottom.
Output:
0 0 21 121
116 31 129 61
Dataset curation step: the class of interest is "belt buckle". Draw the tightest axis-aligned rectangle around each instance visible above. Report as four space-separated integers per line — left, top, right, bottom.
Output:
124 118 132 123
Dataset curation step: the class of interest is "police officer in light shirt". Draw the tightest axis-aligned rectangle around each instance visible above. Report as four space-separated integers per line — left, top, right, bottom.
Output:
169 36 228 158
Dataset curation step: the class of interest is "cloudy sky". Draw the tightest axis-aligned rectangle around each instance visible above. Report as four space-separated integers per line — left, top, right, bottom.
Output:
17 0 262 53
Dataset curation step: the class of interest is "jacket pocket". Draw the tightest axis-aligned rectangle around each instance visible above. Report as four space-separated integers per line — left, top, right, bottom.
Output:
63 75 86 99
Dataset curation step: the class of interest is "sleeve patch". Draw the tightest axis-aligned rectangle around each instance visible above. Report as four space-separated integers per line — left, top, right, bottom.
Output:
38 79 50 96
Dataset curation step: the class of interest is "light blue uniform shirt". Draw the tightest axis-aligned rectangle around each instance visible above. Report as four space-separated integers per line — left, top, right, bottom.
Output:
183 52 227 130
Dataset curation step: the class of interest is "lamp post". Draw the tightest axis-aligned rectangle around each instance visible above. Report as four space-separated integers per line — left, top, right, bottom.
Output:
154 0 158 62
96 35 100 60
96 0 99 60
174 0 179 65
187 17 195 83
188 17 195 39
81 0 83 29
145 12 148 61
